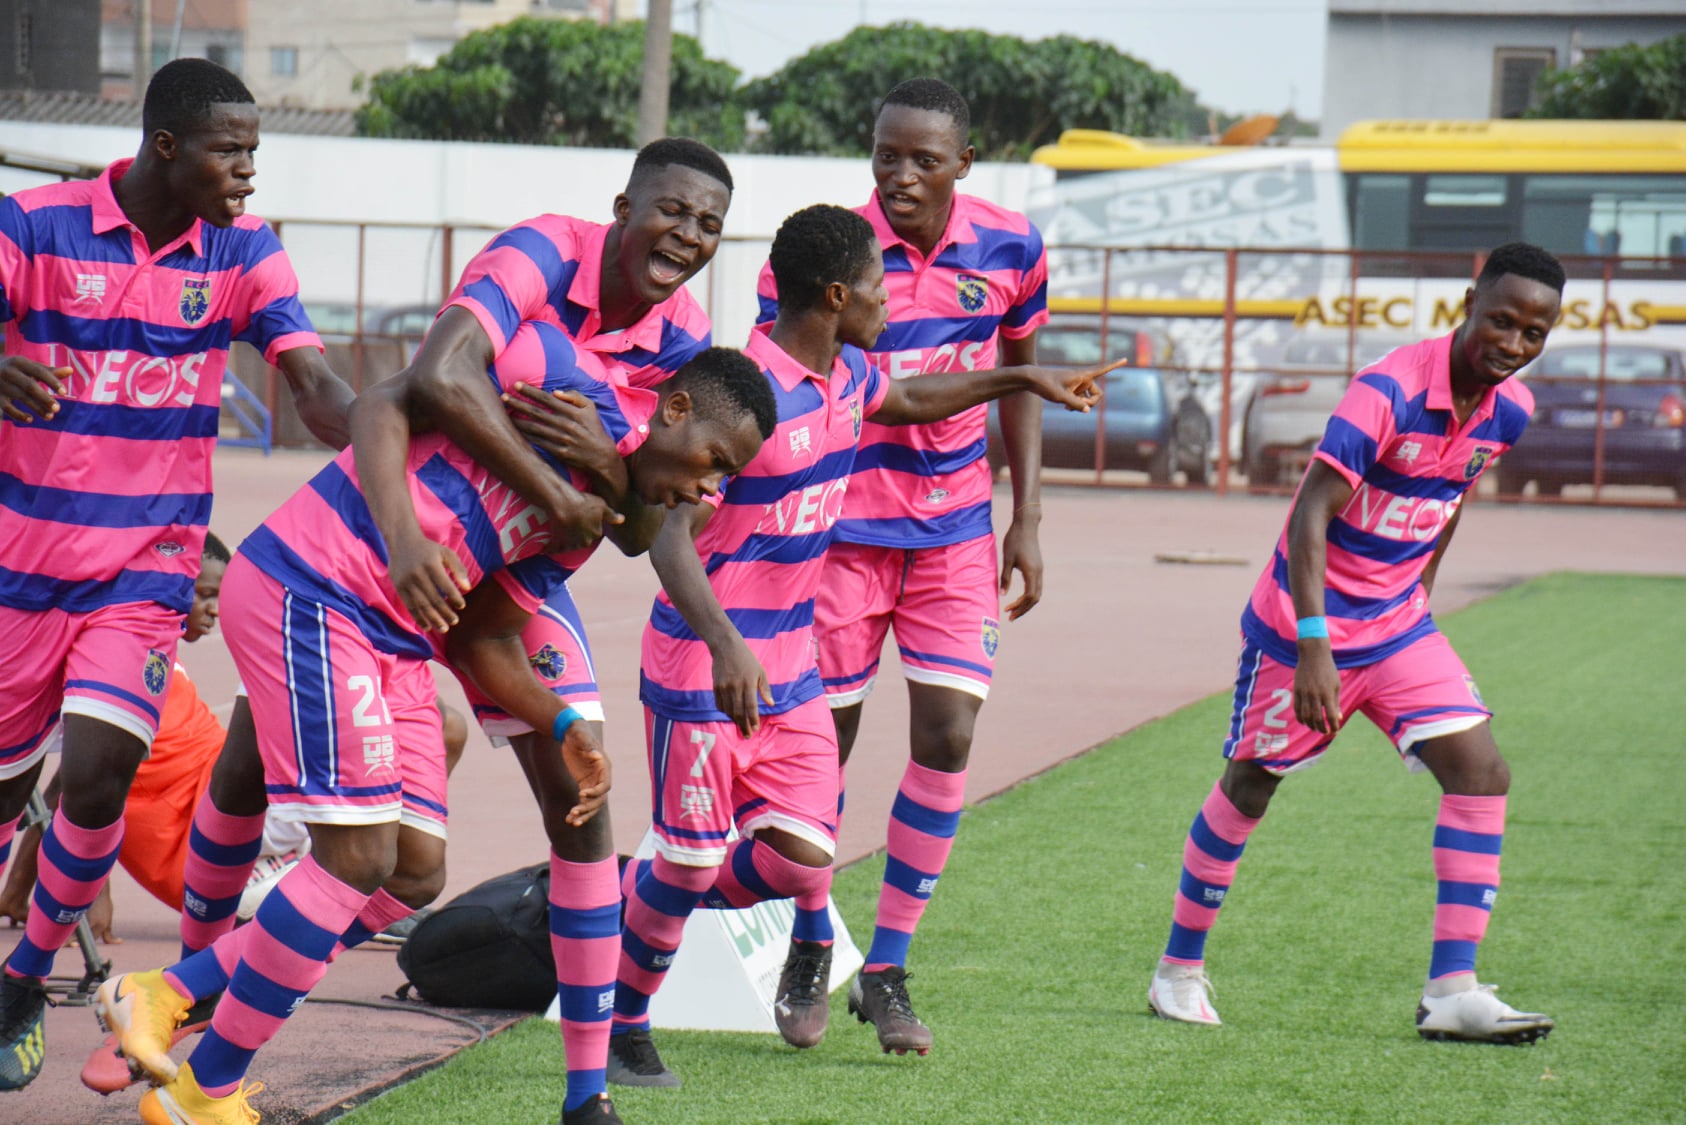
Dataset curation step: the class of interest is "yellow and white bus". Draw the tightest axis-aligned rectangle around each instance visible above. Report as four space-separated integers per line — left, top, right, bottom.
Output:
1025 119 1686 474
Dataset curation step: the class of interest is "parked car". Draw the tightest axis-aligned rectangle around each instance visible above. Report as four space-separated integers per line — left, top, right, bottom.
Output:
985 318 1211 484
1497 344 1686 498
1242 333 1414 486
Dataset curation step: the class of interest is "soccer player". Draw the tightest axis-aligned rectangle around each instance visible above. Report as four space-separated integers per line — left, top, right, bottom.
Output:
0 58 356 1090
106 335 772 1125
1146 242 1564 1044
610 203 1109 1085
757 77 1051 1053
167 135 733 964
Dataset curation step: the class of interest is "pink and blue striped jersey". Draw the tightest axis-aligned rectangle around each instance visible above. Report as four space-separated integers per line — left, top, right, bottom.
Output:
1242 334 1533 667
0 159 319 614
755 191 1047 547
640 324 889 720
446 214 712 389
242 321 654 659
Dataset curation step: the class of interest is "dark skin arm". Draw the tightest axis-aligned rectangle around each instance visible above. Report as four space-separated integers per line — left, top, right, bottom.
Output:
274 346 356 450
503 384 664 557
995 332 1045 621
443 579 609 826
870 359 1112 426
649 498 771 737
1285 460 1354 736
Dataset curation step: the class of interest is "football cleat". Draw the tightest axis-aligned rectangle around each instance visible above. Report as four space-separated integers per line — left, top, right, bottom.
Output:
139 1061 262 1125
1416 983 1554 1045
85 987 218 1094
773 939 833 1049
561 1092 624 1124
94 969 195 1086
0 971 48 1090
1148 960 1222 1026
848 967 932 1055
237 852 299 923
605 1027 680 1088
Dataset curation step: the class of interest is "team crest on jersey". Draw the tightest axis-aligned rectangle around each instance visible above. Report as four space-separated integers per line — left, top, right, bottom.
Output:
529 644 567 681
1465 675 1485 709
1464 446 1495 480
848 397 862 439
924 487 950 504
980 616 1000 658
956 274 988 314
179 278 211 325
154 541 185 558
142 650 169 696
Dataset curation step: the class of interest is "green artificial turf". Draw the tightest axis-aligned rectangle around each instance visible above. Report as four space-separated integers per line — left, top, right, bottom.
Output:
343 572 1686 1124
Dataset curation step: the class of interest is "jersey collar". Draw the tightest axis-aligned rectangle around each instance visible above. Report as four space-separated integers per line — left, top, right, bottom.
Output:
568 221 666 355
746 322 834 393
1428 331 1500 429
93 159 206 258
861 190 977 265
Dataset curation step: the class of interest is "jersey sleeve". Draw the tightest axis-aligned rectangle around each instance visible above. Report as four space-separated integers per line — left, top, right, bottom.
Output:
231 224 323 362
491 321 651 459
1314 371 1401 488
856 350 892 419
445 221 569 357
999 223 1049 340
754 257 778 326
0 197 32 325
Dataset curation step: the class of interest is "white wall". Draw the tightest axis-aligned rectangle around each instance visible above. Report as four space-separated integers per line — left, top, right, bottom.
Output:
0 123 1048 344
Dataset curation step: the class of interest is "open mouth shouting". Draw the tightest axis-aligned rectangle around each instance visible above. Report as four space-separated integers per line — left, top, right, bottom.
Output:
648 248 692 291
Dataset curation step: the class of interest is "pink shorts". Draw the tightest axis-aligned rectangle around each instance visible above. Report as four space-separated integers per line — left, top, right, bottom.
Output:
645 695 839 866
815 535 1001 706
450 582 603 739
0 600 183 779
221 555 449 838
1223 630 1491 775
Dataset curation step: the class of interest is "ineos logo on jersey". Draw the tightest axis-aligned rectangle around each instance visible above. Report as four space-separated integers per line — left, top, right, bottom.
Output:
475 477 548 557
760 477 849 536
1347 483 1462 543
885 341 989 380
49 345 210 408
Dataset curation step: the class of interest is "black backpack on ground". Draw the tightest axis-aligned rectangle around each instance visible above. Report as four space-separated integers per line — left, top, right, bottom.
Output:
396 862 555 1012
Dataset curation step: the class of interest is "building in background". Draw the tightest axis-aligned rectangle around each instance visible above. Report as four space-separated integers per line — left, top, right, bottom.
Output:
1322 1 1683 137
2 0 101 95
89 0 637 110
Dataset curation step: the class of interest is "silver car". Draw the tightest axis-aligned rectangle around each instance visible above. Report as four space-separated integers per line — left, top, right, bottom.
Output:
1242 334 1414 486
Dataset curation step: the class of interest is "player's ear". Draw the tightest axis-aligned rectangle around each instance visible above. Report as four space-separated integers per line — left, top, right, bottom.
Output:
612 193 632 226
1462 285 1476 321
151 128 178 163
955 143 975 181
824 279 849 314
660 387 694 426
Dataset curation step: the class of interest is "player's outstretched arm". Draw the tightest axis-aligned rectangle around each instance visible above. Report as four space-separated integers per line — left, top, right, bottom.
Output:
408 307 602 530
871 358 1112 426
1286 460 1355 734
445 578 609 826
348 376 471 633
274 346 355 450
505 384 663 557
0 356 66 424
650 499 771 737
996 332 1046 621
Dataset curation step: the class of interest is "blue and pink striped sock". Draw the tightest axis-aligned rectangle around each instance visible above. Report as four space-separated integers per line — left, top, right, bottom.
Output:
611 854 712 1032
1429 794 1505 981
863 762 965 972
551 854 619 1112
185 855 369 1097
179 792 265 959
6 811 123 980
1163 780 1261 965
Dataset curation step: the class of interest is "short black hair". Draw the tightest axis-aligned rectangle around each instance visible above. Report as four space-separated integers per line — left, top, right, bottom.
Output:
143 57 255 138
769 205 879 313
202 531 231 565
667 347 777 441
627 137 734 195
878 77 970 144
1477 242 1566 294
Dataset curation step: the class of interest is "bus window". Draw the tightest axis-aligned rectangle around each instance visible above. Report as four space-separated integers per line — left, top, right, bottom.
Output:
1351 174 1410 251
1521 176 1686 263
1412 174 1515 251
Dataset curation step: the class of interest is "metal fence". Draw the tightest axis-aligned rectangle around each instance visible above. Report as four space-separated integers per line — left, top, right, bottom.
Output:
232 223 1686 510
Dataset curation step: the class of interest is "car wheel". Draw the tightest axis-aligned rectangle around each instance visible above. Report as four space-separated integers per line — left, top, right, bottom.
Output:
1494 464 1528 497
1147 442 1174 485
1174 404 1212 487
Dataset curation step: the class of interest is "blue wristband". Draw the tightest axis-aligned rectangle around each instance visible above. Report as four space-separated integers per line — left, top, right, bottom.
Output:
1296 616 1329 640
551 705 585 742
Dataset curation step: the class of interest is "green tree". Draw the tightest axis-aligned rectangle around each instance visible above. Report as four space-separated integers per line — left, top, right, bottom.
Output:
1527 33 1686 120
355 17 743 150
739 22 1197 159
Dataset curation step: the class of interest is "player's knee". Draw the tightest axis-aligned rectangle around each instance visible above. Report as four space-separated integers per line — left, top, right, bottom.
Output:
911 717 974 772
1221 759 1279 818
384 864 446 911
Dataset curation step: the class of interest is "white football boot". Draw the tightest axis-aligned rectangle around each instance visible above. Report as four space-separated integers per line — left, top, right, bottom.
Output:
1416 982 1554 1044
1148 960 1222 1025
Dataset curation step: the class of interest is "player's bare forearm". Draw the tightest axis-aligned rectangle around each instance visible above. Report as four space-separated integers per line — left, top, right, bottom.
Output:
349 379 425 547
1419 502 1465 599
409 307 581 523
445 582 568 736
1286 461 1352 732
605 499 664 558
650 502 735 652
874 362 1106 426
998 332 1045 510
275 347 355 450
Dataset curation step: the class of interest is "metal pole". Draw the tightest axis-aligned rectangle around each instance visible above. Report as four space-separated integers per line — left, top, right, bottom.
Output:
170 0 186 60
1217 248 1237 497
1094 249 1113 483
134 0 153 98
637 0 674 147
